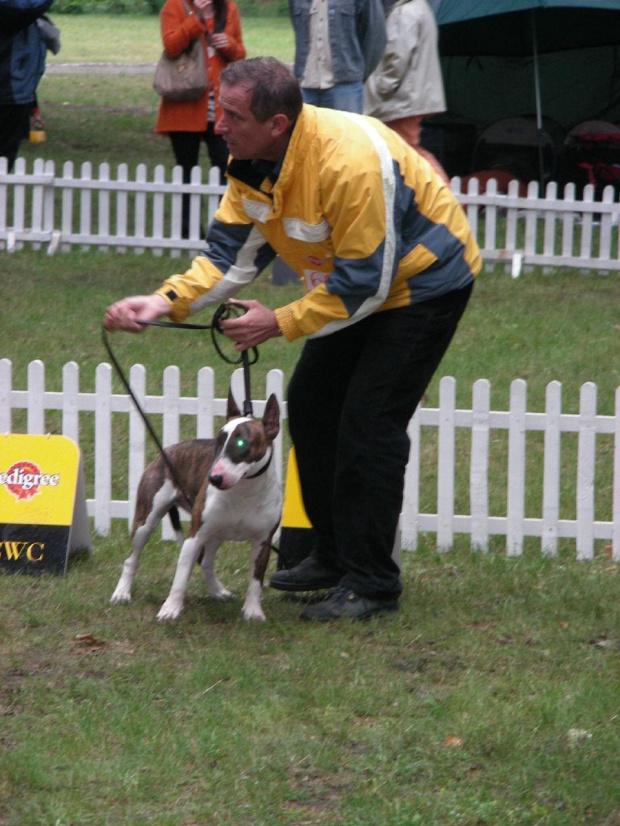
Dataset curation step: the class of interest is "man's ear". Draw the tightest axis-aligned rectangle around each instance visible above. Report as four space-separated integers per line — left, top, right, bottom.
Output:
270 113 291 137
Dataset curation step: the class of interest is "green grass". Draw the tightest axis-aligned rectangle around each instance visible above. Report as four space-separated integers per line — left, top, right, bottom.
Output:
1 537 620 825
45 13 295 64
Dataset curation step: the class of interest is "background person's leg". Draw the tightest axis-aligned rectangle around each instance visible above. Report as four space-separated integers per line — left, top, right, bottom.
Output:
169 131 202 237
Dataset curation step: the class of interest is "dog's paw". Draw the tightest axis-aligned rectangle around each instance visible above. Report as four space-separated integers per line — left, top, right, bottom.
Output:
242 602 266 622
212 586 235 601
156 598 183 621
109 589 131 605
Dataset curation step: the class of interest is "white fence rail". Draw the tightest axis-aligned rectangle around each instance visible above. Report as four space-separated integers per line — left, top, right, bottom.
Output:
2 358 618 559
1 157 620 273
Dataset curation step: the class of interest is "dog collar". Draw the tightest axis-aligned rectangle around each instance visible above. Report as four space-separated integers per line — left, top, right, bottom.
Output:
245 447 273 480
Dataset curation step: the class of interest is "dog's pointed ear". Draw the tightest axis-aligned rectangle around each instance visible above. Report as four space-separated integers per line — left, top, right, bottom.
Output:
226 389 241 420
262 393 280 441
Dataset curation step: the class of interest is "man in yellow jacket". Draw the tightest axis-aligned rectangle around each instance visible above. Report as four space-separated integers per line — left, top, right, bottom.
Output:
105 57 481 622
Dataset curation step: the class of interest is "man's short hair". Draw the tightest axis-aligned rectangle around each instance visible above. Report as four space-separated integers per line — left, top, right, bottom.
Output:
220 57 303 125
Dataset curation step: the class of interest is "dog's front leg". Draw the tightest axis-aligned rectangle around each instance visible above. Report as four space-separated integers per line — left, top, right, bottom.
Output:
156 534 204 621
243 527 277 621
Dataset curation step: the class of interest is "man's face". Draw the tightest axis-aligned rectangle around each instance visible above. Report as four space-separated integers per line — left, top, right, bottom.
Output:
216 82 282 162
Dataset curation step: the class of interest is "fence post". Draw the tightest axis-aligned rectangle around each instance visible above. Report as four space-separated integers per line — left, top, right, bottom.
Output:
161 365 181 540
95 362 113 537
470 378 490 552
79 161 92 251
98 162 110 253
196 366 215 439
576 382 597 560
128 364 147 533
437 376 456 550
61 160 74 252
27 360 45 435
115 163 129 254
401 409 421 551
62 362 80 443
542 381 562 557
507 379 527 556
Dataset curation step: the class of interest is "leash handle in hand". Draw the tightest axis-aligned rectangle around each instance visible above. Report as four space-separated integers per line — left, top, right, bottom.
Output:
137 304 259 369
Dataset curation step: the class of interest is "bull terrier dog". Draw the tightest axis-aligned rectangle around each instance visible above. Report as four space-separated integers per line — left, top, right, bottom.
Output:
110 391 282 622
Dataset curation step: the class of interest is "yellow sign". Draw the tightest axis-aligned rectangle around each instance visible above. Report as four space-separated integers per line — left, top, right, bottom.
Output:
281 447 312 529
277 447 315 570
0 434 91 576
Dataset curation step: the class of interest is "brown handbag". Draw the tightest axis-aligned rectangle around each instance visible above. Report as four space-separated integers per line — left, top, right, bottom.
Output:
153 0 207 102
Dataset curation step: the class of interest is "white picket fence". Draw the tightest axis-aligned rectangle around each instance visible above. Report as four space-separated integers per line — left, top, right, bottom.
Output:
1 157 620 273
2 358 618 559
0 157 224 256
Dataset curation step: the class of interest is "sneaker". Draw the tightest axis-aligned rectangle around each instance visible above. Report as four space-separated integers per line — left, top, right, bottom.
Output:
269 556 341 592
300 586 399 622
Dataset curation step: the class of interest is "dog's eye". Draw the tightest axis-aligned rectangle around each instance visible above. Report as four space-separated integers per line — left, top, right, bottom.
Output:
234 437 247 450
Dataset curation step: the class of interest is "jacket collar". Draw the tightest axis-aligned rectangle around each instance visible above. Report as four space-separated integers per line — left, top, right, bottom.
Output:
226 105 315 204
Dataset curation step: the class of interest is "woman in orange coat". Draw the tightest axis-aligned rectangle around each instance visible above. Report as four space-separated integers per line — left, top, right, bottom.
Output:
155 0 245 235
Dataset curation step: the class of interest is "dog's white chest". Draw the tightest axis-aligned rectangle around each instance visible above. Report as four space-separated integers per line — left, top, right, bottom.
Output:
202 477 282 541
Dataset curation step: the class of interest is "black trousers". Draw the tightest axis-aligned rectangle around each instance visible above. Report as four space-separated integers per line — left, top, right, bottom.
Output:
287 282 474 601
169 126 229 235
0 104 31 171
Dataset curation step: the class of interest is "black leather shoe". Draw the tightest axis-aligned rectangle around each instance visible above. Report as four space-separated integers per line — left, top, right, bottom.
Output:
269 556 341 592
300 586 399 622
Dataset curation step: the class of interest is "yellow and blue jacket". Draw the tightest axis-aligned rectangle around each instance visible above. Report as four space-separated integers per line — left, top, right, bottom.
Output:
156 104 481 341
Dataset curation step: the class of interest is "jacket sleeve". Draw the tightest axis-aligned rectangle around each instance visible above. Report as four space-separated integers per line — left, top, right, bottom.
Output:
155 189 276 321
357 0 387 80
371 6 418 96
160 0 206 57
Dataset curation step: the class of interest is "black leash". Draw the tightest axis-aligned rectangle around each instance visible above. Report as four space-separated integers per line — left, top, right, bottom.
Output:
135 303 258 416
101 302 259 510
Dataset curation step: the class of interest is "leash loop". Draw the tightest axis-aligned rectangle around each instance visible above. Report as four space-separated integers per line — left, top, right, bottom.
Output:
135 303 257 416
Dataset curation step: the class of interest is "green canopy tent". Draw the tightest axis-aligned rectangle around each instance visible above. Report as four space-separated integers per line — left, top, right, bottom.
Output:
426 1 620 187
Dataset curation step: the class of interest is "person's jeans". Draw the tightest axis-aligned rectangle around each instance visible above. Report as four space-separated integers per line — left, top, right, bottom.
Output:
287 282 474 600
301 82 364 113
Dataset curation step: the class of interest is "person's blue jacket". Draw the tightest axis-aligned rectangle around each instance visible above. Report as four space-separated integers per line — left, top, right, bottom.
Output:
0 0 53 105
289 0 387 85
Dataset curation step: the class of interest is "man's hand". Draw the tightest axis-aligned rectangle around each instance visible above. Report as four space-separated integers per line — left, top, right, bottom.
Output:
218 299 282 350
104 294 171 333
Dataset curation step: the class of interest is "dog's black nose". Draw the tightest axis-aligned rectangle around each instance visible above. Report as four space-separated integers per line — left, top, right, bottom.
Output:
209 473 224 489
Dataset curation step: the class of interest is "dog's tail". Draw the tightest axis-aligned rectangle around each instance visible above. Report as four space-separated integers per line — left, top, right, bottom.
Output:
168 505 204 563
168 505 182 534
